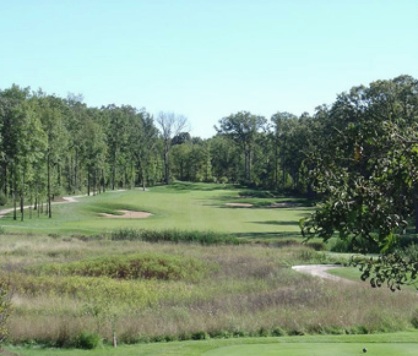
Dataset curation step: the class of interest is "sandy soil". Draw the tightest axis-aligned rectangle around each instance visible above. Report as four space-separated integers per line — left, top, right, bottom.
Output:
99 210 152 219
292 264 355 284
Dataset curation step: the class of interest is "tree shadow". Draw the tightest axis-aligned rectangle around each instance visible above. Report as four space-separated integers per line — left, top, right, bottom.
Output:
251 220 300 226
166 182 235 192
230 231 302 239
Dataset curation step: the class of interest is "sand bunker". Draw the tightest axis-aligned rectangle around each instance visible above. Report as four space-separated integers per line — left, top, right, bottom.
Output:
225 203 253 208
99 210 152 219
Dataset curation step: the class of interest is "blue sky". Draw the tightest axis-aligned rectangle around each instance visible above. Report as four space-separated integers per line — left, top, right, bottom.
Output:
1 0 417 138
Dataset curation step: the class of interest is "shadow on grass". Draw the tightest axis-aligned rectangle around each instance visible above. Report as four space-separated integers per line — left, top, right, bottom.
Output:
251 220 300 226
166 182 236 192
231 231 302 239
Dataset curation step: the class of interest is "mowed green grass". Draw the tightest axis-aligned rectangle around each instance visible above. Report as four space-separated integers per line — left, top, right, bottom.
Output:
0 183 310 236
9 332 418 356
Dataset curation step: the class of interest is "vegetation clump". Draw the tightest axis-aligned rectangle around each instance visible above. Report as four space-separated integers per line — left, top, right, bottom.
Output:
33 253 208 281
110 228 239 245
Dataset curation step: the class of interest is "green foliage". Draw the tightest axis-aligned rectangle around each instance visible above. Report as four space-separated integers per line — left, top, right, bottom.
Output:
0 192 7 206
0 276 12 342
411 310 418 329
110 228 239 245
34 253 208 281
301 76 418 288
75 331 101 349
352 253 418 291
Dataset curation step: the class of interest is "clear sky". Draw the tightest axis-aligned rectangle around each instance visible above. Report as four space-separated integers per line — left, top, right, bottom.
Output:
1 0 417 138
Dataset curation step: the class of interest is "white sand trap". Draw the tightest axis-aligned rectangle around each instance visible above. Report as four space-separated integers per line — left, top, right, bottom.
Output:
99 210 152 219
225 203 253 208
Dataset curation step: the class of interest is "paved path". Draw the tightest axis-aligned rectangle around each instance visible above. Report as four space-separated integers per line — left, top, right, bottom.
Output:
292 264 355 284
0 195 83 219
0 190 128 219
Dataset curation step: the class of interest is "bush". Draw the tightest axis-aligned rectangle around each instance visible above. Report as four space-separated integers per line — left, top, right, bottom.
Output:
0 277 12 343
401 243 418 261
76 331 101 349
271 327 286 336
0 192 7 206
411 310 418 329
191 331 209 340
34 253 208 282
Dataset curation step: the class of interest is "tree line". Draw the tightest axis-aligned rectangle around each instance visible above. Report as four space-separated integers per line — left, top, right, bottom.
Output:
1 75 417 233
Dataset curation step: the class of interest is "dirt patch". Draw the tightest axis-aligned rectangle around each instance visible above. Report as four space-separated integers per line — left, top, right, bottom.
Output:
225 203 253 208
99 210 152 219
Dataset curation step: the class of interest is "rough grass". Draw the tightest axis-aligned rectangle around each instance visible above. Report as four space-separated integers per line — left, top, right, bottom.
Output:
1 234 417 347
0 183 416 350
109 228 239 245
31 253 209 281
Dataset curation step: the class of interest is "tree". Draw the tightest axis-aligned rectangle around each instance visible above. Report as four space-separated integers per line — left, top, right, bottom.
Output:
301 76 418 290
171 137 212 182
215 111 267 184
36 93 69 218
78 109 107 196
127 109 159 190
208 135 241 184
156 112 188 184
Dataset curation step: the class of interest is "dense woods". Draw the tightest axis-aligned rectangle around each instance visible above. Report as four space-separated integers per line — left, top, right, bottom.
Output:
1 76 417 234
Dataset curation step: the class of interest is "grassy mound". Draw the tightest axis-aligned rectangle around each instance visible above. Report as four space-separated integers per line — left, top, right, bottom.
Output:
32 253 208 281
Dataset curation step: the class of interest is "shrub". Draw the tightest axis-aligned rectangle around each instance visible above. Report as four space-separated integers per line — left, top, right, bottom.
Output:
305 241 326 251
0 276 12 343
401 243 418 261
411 310 418 329
271 327 286 336
191 331 209 340
75 331 101 349
34 253 208 282
0 192 7 206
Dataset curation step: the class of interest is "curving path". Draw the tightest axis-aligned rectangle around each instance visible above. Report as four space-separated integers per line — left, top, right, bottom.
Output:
0 195 82 219
0 190 128 219
292 264 355 284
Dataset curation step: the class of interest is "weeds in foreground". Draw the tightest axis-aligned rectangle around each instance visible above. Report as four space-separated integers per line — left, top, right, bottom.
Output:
0 234 417 347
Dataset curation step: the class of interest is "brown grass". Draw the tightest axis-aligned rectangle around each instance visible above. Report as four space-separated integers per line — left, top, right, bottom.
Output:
1 234 417 345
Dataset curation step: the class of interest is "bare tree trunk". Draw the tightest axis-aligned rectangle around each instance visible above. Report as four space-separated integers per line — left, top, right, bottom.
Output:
74 149 78 194
13 166 17 221
414 183 418 233
20 192 24 222
87 172 90 196
47 152 52 218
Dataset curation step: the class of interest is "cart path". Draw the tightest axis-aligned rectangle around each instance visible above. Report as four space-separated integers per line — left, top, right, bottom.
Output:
0 196 83 219
292 264 356 284
0 190 126 219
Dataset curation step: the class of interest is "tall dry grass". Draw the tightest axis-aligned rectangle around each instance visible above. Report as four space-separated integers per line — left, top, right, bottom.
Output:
1 233 416 345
